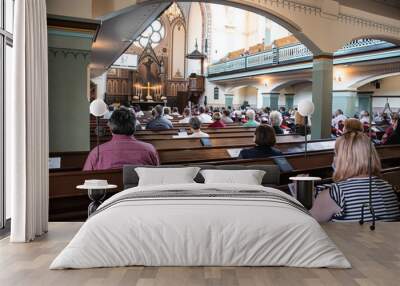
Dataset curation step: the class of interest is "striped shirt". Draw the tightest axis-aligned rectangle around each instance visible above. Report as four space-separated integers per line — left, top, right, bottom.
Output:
329 177 400 222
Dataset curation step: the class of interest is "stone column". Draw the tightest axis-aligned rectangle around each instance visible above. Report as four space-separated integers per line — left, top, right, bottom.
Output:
285 93 295 109
262 92 280 110
312 55 333 139
332 90 358 117
357 91 373 114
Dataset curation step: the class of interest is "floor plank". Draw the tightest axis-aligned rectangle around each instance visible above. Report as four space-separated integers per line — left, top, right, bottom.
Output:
0 222 399 286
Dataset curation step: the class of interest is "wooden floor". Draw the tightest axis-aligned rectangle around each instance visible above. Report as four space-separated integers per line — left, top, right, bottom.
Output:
0 222 399 286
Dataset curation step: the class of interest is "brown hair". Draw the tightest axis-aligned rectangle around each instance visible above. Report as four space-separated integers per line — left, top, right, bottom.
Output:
344 118 363 133
255 125 276 147
333 132 381 182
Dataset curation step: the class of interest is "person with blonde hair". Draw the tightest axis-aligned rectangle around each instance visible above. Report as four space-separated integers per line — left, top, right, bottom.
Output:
208 112 226 128
343 118 363 133
310 132 400 222
243 109 260 127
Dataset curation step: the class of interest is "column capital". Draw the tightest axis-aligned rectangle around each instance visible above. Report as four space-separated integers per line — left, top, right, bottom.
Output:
313 53 334 61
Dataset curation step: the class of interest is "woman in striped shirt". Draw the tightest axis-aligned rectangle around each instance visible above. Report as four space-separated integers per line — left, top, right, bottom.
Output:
310 131 400 222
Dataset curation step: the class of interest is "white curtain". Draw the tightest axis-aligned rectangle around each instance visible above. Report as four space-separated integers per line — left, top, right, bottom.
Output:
8 0 49 242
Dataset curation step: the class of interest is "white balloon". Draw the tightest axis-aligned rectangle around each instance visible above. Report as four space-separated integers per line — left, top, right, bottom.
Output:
89 99 108 117
298 100 315 116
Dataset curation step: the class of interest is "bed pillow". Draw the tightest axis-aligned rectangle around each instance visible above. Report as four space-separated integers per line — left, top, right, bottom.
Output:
200 169 266 185
135 167 201 186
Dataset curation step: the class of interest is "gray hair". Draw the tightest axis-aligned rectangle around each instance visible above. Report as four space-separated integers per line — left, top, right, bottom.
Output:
190 117 202 130
246 109 256 120
269 111 283 126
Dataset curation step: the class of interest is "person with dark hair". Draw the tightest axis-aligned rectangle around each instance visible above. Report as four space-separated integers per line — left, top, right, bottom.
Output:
221 109 233 123
385 118 400 145
188 117 209 138
198 106 213 123
146 105 173 130
179 108 191 123
83 109 159 170
171 107 180 116
238 125 282 159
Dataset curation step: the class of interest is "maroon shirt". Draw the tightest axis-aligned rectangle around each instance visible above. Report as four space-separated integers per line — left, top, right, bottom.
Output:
208 120 226 128
83 134 159 171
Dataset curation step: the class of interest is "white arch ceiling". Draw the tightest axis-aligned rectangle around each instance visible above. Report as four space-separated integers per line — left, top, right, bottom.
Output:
90 0 400 77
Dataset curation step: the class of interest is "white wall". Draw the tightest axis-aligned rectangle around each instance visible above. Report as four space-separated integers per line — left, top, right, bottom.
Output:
187 2 203 76
91 72 107 99
171 23 186 78
46 0 93 18
292 83 312 106
208 4 290 63
358 75 400 109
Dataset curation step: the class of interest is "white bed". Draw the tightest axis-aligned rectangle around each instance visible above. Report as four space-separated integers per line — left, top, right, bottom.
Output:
50 183 351 269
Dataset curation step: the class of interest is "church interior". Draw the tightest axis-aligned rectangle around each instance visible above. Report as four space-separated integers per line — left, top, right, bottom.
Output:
1 1 400 285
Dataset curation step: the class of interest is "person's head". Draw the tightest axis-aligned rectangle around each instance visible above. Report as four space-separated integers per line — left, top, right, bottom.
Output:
223 109 231 117
172 107 179 114
189 117 202 131
269 111 283 127
163 107 171 115
153 105 163 117
279 107 286 113
108 109 137 136
212 112 222 121
199 106 205 114
254 125 276 147
335 109 343 116
246 109 256 121
183 108 190 117
205 106 210 113
333 132 381 182
360 110 369 118
343 118 363 133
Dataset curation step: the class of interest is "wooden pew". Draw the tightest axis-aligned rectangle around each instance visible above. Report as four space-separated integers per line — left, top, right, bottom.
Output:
50 136 328 170
49 145 400 221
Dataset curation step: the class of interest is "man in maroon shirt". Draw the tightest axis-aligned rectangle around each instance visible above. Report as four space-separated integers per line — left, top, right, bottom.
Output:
83 109 159 171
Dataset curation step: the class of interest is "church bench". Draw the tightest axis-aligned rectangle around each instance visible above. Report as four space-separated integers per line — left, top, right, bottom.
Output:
48 147 400 221
51 137 329 170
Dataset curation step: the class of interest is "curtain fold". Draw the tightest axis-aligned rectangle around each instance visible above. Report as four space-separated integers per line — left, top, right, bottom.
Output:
9 0 49 242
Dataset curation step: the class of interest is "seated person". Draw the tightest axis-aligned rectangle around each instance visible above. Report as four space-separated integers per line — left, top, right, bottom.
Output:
310 131 400 222
188 117 209 138
208 112 226 128
359 110 370 124
385 119 400 145
171 107 180 116
178 108 191 124
269 111 284 135
343 118 363 133
331 109 347 129
146 105 173 130
83 109 159 171
381 113 398 144
221 110 234 123
243 109 260 127
163 107 174 120
197 106 213 123
239 125 282 159
294 111 310 135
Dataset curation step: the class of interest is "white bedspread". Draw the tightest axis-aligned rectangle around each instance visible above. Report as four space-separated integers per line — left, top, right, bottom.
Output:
50 183 351 269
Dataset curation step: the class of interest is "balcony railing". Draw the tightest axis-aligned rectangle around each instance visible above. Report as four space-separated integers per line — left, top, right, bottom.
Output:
207 39 394 76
